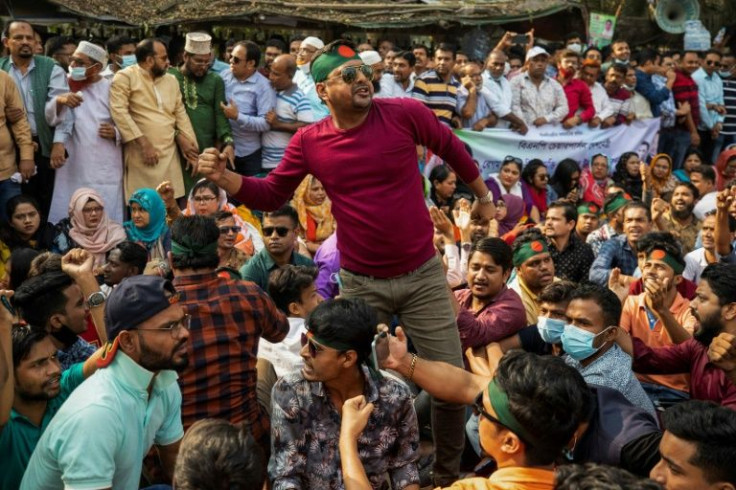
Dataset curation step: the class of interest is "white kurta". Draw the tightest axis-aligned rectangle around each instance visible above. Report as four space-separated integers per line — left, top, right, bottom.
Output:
49 78 124 224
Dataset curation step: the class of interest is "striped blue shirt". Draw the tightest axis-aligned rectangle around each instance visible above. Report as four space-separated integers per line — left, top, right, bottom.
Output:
261 84 314 169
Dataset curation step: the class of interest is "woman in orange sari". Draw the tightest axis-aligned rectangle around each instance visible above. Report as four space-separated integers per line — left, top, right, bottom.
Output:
292 175 336 256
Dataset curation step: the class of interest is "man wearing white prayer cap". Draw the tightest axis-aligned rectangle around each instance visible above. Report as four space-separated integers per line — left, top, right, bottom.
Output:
168 32 234 192
293 36 329 119
358 50 386 96
48 40 126 224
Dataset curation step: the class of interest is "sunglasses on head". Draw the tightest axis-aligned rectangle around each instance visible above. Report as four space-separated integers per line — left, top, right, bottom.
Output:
503 156 523 166
263 226 290 237
329 64 374 84
219 225 241 235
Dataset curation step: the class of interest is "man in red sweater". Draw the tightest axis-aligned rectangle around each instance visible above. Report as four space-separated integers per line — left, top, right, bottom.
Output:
557 49 595 129
197 39 496 486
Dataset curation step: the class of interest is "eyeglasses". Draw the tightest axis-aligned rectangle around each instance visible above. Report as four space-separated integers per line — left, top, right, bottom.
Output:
706 60 722 67
82 206 104 214
193 195 217 203
472 392 519 437
328 64 374 84
135 314 191 338
263 226 291 237
219 225 241 235
301 332 326 357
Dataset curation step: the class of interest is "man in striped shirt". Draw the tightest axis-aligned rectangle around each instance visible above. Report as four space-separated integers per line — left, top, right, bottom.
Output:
721 52 736 149
412 43 460 127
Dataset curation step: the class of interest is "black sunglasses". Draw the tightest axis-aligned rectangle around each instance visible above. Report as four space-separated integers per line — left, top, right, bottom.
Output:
329 64 374 84
503 156 523 166
472 392 520 438
219 225 241 235
231 56 242 64
263 226 290 237
705 60 721 67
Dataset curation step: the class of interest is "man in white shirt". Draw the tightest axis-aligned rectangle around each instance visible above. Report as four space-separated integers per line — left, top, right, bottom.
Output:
293 36 329 120
691 165 719 220
578 59 615 128
683 210 736 283
510 46 568 127
379 51 415 98
482 50 528 133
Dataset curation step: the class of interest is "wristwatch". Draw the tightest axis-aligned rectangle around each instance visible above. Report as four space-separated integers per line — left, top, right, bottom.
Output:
87 291 106 308
478 191 494 204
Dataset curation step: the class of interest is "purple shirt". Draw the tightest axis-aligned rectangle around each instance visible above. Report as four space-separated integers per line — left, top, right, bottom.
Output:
232 98 480 278
314 233 339 299
455 287 527 351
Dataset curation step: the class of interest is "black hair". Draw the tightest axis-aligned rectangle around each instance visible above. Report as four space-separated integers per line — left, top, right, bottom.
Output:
135 38 161 63
174 419 265 490
703 210 736 233
538 280 577 305
568 283 622 328
191 179 221 199
635 231 681 256
429 165 455 187
500 157 523 174
412 44 429 57
268 265 318 314
394 51 416 67
493 351 592 466
564 32 583 43
691 164 716 184
264 204 299 229
213 210 234 222
235 40 262 65
8 248 40 290
661 400 736 485
170 216 220 271
583 46 602 58
612 152 642 198
469 237 513 273
701 264 736 307
13 271 74 328
289 36 304 44
673 181 699 200
704 49 723 59
682 50 701 59
435 43 456 58
12 325 50 369
265 38 286 53
622 201 651 222
521 159 546 186
550 159 581 197
555 463 663 489
44 36 74 57
547 201 577 223
512 227 546 252
111 241 148 275
305 298 377 365
635 47 660 67
683 147 710 167
2 19 34 39
106 34 135 55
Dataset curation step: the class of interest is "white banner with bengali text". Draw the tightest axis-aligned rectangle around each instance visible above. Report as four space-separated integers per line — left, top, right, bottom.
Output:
453 118 661 179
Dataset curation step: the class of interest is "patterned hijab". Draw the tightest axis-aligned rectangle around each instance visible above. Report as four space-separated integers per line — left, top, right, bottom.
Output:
124 188 168 245
292 175 336 242
647 153 675 197
68 188 126 264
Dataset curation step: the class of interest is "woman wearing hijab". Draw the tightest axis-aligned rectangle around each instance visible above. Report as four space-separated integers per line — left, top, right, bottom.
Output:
496 194 527 237
158 178 264 258
123 188 171 260
292 175 336 256
0 195 56 279
612 152 644 200
580 154 613 208
715 148 736 191
52 188 127 266
644 153 678 202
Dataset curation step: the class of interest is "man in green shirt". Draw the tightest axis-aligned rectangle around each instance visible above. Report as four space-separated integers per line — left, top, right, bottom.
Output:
171 32 234 193
240 205 314 292
0 316 100 490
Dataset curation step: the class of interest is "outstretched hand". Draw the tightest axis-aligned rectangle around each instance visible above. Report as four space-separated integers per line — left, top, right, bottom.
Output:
61 249 95 279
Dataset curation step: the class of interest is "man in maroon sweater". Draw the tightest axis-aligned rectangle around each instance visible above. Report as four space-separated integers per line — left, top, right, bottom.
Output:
197 39 495 485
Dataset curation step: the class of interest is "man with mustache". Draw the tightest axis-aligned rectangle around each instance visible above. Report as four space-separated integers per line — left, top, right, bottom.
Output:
509 229 557 326
0 297 101 490
197 39 496 486
20 275 191 489
651 182 701 254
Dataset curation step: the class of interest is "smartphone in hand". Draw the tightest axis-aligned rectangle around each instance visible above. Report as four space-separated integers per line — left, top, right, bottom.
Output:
371 332 389 371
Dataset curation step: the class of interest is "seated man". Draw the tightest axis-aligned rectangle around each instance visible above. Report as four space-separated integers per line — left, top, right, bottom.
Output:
240 205 314 291
561 284 656 416
575 202 600 244
0 313 101 490
650 401 736 489
453 237 526 352
456 62 497 131
620 242 696 407
173 418 266 490
261 265 323 377
626 263 736 408
683 203 736 284
652 182 701 254
508 229 557 325
101 240 147 289
269 298 420 489
587 191 630 256
544 201 595 283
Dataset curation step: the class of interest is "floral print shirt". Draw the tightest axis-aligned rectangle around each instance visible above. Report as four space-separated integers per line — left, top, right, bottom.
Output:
269 366 420 490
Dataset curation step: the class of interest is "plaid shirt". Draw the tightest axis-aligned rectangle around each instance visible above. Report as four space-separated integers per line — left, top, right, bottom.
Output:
589 234 638 286
173 271 289 438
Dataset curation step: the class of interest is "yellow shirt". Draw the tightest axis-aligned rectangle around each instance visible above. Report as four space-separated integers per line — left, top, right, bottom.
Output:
439 467 555 490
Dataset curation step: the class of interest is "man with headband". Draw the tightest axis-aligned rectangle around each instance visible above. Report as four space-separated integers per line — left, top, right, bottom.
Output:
586 190 631 256
575 201 600 243
270 298 420 489
21 275 189 489
198 39 496 484
509 229 557 325
169 215 288 456
621 242 696 408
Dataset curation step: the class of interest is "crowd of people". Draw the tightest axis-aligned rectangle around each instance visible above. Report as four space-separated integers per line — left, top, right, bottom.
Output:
1 14 736 490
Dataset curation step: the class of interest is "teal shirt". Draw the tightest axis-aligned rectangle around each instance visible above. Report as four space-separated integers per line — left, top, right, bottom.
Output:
0 363 85 490
240 248 315 292
20 352 183 490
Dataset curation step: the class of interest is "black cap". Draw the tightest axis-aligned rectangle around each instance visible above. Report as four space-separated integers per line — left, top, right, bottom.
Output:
104 275 178 340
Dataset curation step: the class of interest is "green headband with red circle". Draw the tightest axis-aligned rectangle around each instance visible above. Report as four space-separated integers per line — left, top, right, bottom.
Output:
513 240 549 267
647 248 685 275
311 43 362 83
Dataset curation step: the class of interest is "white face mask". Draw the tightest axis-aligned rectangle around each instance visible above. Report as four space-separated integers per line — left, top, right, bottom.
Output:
567 43 583 54
503 61 510 76
624 84 635 92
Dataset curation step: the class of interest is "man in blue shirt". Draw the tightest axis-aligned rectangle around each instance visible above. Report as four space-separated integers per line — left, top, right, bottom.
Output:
693 49 727 163
220 41 276 177
635 48 675 118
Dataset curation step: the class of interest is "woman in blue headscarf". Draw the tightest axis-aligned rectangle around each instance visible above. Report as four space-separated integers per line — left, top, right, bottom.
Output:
123 188 170 260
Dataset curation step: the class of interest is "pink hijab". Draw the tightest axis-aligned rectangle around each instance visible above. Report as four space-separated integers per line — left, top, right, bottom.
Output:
68 188 127 265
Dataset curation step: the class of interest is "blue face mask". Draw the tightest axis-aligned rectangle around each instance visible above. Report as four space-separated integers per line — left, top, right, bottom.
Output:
537 316 566 344
120 54 137 69
69 66 87 81
561 324 611 361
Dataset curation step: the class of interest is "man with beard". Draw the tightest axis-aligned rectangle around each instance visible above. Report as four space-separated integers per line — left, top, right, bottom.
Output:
20 275 190 489
624 262 736 408
110 38 198 201
412 43 460 127
380 50 415 98
556 49 595 129
170 216 288 455
509 228 557 325
240 205 314 291
412 44 430 78
620 242 696 408
0 312 101 490
510 46 568 127
292 36 329 120
587 191 631 255
652 182 701 254
197 40 496 486
603 64 634 125
170 33 234 193
358 50 384 97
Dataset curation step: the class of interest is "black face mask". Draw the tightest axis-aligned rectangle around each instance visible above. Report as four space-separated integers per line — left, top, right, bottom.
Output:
51 323 79 348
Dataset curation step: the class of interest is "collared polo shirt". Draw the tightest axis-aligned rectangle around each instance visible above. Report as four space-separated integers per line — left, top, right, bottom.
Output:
20 352 183 490
239 248 314 292
0 363 84 490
